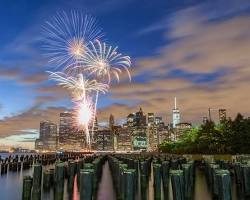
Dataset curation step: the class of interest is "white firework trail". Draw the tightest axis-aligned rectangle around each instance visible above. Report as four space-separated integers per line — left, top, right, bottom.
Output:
72 99 94 147
72 39 132 84
48 71 109 101
43 11 132 149
42 11 104 69
72 39 132 138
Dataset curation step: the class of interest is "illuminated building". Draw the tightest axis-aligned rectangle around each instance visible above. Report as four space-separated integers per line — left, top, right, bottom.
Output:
147 125 158 151
135 107 147 126
155 116 163 125
59 111 84 150
147 113 155 125
35 120 57 151
131 126 147 151
174 122 192 141
127 113 135 127
59 112 73 144
115 126 132 151
96 128 114 151
172 97 180 128
219 109 227 122
127 108 148 151
109 114 115 130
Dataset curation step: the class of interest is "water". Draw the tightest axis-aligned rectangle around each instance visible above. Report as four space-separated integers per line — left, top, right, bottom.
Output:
0 154 241 200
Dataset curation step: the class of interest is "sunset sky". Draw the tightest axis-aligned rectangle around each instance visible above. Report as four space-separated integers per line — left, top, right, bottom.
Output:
0 0 250 148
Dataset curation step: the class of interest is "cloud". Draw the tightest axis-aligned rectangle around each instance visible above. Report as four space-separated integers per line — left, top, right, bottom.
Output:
19 72 48 84
0 67 22 79
99 4 250 124
0 105 67 138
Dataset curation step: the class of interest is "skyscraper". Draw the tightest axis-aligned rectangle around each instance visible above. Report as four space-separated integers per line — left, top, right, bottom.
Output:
109 114 115 130
155 116 163 125
147 113 155 125
36 120 57 151
96 128 114 151
219 109 227 122
59 112 73 145
172 97 180 128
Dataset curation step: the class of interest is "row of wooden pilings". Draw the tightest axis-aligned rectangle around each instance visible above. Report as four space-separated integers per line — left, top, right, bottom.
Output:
22 154 106 200
0 153 95 175
204 159 250 200
108 154 195 200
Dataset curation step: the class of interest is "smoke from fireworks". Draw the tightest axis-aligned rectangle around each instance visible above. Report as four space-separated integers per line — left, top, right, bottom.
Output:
43 11 131 149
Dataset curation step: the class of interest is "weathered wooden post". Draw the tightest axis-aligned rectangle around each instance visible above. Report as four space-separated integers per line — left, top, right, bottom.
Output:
124 169 136 200
210 164 220 197
182 163 193 199
54 162 65 200
43 170 51 190
22 176 33 200
68 160 76 194
140 174 148 200
162 161 170 200
241 164 250 196
32 164 42 200
170 170 184 200
80 168 94 200
153 163 162 200
216 170 232 200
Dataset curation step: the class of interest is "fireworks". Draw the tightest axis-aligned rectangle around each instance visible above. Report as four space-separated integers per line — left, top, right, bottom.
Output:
71 39 131 83
43 11 131 149
48 72 109 100
72 99 94 145
42 11 104 68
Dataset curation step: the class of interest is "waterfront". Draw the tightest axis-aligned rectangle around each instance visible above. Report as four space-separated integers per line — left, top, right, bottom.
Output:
0 153 243 200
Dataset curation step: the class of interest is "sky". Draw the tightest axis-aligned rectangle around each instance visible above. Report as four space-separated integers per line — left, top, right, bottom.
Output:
0 0 250 149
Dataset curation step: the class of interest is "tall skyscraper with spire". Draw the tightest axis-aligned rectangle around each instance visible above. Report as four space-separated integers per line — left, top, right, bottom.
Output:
172 97 180 128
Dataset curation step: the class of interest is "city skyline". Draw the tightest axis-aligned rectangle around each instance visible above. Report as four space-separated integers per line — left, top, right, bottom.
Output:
0 104 230 150
1 0 250 148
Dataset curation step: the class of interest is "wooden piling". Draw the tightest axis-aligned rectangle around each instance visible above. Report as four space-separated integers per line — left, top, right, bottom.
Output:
153 164 162 200
32 164 42 200
22 176 33 200
124 169 136 200
216 170 232 200
54 162 65 200
80 168 94 200
170 170 184 200
162 161 170 200
43 170 51 190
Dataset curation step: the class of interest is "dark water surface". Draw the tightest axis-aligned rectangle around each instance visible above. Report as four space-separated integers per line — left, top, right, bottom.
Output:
0 153 240 200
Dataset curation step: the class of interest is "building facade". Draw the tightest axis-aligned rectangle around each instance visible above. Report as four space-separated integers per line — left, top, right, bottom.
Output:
35 120 57 151
172 97 181 128
219 109 227 122
115 126 132 151
96 128 114 151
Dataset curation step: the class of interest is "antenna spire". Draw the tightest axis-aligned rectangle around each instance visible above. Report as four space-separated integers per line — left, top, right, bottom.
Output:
174 97 177 109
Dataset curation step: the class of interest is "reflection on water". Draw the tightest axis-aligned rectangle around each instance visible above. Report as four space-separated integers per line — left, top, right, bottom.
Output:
0 154 243 200
96 162 116 200
194 168 211 200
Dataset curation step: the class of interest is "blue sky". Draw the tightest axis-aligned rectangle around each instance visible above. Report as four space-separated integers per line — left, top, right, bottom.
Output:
0 0 250 148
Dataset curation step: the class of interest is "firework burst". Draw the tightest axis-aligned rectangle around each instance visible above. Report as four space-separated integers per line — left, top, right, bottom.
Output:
42 11 104 68
43 11 131 149
48 71 109 100
71 39 131 84
72 99 94 146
